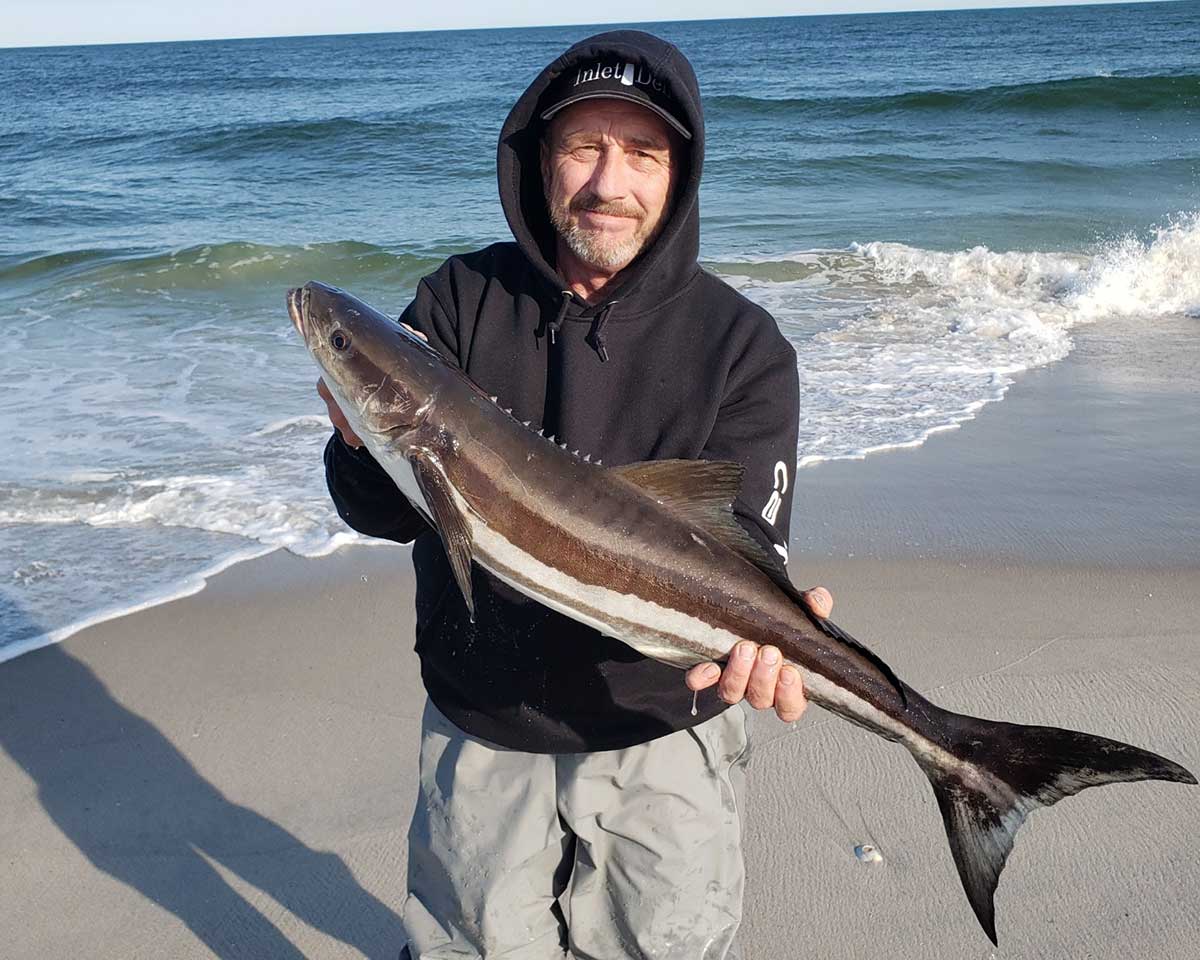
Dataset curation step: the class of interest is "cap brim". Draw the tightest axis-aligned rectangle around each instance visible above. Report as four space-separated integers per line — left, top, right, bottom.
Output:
540 91 692 140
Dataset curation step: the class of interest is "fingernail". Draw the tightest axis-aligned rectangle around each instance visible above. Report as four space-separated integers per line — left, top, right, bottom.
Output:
761 646 779 665
739 643 756 661
701 663 720 681
779 668 796 686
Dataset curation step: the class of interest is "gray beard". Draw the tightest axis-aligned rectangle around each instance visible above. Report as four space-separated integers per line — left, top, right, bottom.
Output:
548 204 648 272
545 189 669 273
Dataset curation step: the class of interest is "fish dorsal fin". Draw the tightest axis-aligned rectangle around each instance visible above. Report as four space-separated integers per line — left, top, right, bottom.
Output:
610 458 907 705
609 459 778 573
609 458 744 506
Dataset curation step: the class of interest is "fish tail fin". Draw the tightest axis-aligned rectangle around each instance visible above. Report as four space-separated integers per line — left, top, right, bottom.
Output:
920 713 1195 944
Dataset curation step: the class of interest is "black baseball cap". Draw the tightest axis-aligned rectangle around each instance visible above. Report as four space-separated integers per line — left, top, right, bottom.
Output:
539 58 692 140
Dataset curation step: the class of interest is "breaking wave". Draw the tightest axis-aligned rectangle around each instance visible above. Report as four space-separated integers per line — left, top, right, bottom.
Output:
714 212 1200 466
708 72 1200 118
0 240 445 296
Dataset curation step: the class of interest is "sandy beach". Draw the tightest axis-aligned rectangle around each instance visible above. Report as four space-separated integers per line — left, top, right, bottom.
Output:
2 317 1198 959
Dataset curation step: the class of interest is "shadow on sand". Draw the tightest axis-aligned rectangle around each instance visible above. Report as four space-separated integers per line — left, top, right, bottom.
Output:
0 594 403 959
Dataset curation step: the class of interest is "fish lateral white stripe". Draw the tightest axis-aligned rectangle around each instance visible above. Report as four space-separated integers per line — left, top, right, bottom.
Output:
795 670 980 779
371 450 742 667
472 523 746 668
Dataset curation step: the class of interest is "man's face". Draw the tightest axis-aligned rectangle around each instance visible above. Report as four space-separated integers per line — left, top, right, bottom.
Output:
541 100 677 274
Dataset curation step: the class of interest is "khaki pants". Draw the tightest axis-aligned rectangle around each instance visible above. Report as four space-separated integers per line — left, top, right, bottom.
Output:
402 700 751 960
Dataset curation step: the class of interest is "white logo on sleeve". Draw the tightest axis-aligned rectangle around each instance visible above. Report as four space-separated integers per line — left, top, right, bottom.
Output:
760 460 789 526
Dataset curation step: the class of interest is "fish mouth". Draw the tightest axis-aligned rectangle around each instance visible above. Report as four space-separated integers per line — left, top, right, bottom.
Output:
286 285 309 338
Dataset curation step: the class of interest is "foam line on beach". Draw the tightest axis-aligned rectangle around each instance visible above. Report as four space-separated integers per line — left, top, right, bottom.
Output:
0 532 401 665
0 543 278 665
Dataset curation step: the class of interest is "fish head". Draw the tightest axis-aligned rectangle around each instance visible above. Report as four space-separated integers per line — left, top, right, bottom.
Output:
288 280 439 442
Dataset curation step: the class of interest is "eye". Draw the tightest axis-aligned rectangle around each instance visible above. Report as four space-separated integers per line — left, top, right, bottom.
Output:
330 330 350 352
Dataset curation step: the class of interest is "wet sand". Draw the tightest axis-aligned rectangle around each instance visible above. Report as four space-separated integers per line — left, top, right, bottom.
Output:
2 317 1198 957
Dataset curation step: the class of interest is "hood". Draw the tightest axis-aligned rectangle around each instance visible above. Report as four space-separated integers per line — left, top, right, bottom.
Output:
496 30 705 313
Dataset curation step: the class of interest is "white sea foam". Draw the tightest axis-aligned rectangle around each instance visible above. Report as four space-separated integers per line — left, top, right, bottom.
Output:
252 414 332 436
720 212 1200 468
0 468 371 556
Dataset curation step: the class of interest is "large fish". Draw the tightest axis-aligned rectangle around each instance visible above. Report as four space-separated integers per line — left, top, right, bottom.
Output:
289 280 1194 944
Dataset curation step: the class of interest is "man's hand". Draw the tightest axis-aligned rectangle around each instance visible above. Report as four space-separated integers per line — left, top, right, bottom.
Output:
685 586 832 723
317 322 427 449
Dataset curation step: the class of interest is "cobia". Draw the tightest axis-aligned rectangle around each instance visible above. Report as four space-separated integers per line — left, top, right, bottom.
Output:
289 280 1195 944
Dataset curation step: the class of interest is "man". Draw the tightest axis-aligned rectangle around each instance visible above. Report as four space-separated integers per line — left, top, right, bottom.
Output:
320 30 832 960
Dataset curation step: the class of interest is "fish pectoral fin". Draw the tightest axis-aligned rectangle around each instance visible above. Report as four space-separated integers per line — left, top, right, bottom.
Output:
410 453 476 622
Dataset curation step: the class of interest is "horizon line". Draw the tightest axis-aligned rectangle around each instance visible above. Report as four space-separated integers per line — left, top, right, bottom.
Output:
0 0 1177 51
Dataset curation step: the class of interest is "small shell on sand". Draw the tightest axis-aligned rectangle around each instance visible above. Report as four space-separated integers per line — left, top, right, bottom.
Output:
854 843 883 864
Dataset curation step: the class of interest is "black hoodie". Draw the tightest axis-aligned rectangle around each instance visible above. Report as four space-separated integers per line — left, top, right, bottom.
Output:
324 31 800 753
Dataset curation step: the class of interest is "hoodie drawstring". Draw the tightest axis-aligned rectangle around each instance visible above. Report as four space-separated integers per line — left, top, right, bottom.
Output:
547 290 572 345
586 301 618 363
541 292 618 362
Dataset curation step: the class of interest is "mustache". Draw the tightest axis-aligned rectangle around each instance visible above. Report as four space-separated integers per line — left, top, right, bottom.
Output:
570 193 643 219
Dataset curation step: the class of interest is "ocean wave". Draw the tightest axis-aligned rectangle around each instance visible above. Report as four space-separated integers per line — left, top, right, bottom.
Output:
726 152 1193 188
707 72 1200 118
0 466 361 557
715 211 1200 466
0 240 445 296
173 115 449 160
856 212 1200 323
2 113 457 166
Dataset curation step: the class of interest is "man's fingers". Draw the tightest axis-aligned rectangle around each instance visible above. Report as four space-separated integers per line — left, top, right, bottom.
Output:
775 666 807 722
802 586 833 619
718 641 757 703
690 644 807 722
685 662 721 691
400 322 428 342
744 645 782 709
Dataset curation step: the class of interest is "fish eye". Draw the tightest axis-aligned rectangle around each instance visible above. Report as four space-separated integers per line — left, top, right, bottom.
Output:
330 330 350 352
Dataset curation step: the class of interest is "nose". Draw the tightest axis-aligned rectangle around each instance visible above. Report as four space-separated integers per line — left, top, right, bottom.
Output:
588 144 630 201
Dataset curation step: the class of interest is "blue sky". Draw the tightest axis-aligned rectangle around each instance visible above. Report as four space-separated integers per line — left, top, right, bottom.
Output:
1 0 1163 48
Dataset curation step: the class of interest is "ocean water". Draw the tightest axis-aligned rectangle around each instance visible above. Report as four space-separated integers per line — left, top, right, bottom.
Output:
1 2 1198 658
